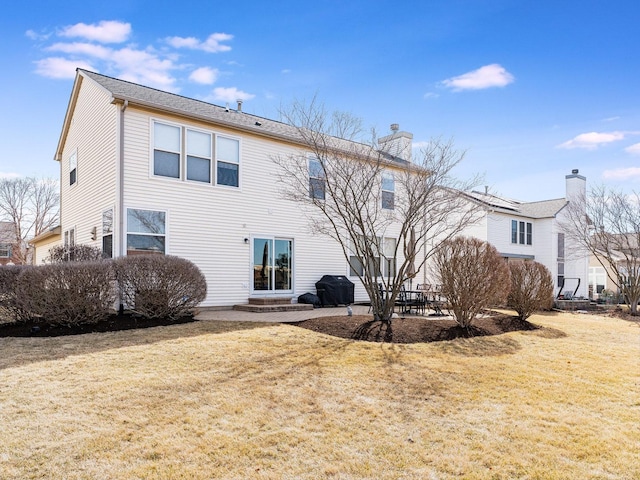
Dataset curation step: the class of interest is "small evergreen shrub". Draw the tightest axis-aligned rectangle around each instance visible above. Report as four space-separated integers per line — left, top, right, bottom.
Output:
114 255 207 320
16 262 116 326
507 261 554 320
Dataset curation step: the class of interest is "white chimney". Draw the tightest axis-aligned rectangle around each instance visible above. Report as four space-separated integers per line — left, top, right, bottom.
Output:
236 99 243 112
378 123 413 162
566 168 586 202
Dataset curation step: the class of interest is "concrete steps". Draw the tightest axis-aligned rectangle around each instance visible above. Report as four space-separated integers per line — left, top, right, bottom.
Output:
233 297 314 313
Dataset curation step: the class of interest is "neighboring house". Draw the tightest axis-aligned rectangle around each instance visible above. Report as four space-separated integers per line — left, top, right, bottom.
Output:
0 221 15 266
29 225 62 265
50 69 588 306
589 233 640 301
461 171 589 299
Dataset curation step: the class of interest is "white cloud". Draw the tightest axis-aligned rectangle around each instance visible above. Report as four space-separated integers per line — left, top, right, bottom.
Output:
59 20 131 43
423 92 439 99
441 64 514 91
110 48 177 90
208 87 255 103
602 167 640 181
47 42 112 59
625 143 640 155
557 131 627 150
166 33 233 53
34 57 95 79
281 69 291 74
25 29 50 41
0 172 23 179
189 67 218 85
602 116 620 122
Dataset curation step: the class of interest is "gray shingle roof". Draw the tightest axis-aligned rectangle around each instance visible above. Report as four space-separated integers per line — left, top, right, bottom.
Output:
79 69 414 166
81 69 305 143
468 191 567 219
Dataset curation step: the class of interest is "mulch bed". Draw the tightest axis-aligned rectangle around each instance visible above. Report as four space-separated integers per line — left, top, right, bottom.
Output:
0 314 196 338
292 313 539 344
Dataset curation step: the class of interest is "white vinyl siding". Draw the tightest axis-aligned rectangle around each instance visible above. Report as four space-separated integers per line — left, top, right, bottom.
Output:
59 74 117 252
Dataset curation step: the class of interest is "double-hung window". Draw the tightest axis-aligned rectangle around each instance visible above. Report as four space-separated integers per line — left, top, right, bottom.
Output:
216 136 240 187
69 152 77 185
511 220 533 245
381 173 395 210
64 228 75 247
152 120 240 188
102 208 114 258
0 244 10 258
308 158 325 200
153 122 181 178
126 208 166 255
348 236 397 278
186 129 212 183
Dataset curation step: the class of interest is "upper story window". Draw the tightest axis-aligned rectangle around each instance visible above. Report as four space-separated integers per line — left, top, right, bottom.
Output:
557 232 565 259
0 244 11 258
308 158 325 200
153 122 181 178
152 120 240 188
216 136 240 187
187 129 212 183
69 152 77 186
381 173 395 210
511 220 532 245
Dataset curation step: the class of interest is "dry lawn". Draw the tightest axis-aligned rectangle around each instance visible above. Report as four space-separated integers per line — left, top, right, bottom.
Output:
0 311 638 479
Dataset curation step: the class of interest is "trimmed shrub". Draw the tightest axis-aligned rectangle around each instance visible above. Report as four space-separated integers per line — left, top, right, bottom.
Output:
16 262 116 326
114 255 207 319
507 261 554 320
0 265 30 322
433 237 510 328
47 244 106 263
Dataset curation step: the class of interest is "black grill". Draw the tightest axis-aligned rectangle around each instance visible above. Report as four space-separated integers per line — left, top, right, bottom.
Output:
315 275 355 306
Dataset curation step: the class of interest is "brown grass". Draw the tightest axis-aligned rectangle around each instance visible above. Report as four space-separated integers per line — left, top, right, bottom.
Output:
1 311 639 479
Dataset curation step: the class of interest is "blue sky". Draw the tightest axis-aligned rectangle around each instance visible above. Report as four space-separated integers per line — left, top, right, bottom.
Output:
1 0 638 201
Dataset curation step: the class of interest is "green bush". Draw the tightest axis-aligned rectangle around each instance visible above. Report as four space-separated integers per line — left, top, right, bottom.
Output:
16 262 116 326
114 255 207 320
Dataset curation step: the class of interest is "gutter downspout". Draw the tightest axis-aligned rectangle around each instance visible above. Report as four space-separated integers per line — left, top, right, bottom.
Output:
116 99 128 257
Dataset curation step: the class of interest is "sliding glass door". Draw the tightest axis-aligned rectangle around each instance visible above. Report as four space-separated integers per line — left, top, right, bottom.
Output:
253 237 293 292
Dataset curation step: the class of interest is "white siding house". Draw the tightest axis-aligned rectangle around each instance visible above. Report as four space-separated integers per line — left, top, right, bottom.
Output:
51 69 417 307
50 69 589 307
464 171 589 298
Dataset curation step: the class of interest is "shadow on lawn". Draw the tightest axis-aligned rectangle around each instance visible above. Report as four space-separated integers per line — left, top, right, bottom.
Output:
0 319 271 371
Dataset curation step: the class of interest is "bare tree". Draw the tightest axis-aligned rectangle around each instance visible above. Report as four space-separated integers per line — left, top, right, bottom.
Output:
507 261 554 320
433 237 510 328
561 185 640 314
0 177 59 264
272 99 483 323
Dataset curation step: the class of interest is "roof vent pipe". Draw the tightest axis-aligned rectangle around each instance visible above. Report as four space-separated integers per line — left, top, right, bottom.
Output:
236 99 243 112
